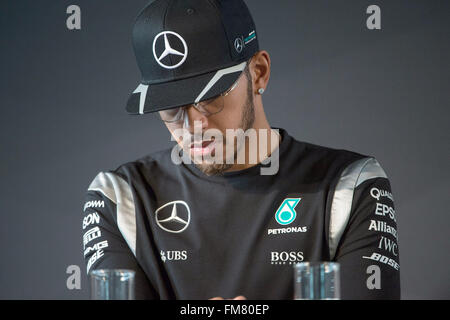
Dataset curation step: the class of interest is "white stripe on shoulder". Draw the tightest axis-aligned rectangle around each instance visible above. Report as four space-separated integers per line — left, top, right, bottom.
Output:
329 157 387 260
88 172 137 256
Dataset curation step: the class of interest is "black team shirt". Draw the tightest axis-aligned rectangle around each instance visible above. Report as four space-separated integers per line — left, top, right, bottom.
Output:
82 128 400 299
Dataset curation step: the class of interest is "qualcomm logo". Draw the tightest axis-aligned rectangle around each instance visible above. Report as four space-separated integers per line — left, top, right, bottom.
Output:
152 31 188 69
155 200 190 233
275 198 301 225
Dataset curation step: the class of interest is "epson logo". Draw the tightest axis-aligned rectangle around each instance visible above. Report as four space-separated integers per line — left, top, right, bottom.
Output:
84 200 104 212
271 251 304 265
374 203 396 222
83 212 100 229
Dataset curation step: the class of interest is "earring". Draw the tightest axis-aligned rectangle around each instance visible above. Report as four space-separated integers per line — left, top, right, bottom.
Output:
258 88 265 95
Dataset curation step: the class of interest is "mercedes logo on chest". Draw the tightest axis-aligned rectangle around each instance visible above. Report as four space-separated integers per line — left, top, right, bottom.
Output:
152 31 188 69
155 200 190 233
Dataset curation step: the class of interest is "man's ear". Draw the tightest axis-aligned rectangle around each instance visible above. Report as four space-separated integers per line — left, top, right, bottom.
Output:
251 50 271 94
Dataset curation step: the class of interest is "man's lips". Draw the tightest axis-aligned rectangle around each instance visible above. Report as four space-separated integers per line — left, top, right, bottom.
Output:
190 139 214 149
189 139 215 155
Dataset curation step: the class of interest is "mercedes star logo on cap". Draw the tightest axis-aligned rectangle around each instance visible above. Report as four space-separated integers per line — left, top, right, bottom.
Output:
152 31 188 70
126 0 259 115
234 37 244 53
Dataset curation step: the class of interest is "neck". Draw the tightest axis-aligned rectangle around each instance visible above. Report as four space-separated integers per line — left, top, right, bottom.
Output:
225 114 280 173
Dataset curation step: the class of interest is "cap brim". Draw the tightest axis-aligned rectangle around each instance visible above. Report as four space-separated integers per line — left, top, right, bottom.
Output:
126 61 247 115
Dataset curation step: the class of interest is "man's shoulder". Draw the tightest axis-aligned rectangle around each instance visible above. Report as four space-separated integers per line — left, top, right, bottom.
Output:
300 139 367 156
86 147 174 188
289 135 373 172
115 146 175 178
120 147 173 169
290 138 391 193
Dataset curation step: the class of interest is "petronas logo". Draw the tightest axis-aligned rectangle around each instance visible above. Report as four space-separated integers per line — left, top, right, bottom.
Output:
275 198 301 225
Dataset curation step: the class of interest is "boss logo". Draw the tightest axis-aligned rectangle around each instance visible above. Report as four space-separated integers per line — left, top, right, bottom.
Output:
271 251 304 265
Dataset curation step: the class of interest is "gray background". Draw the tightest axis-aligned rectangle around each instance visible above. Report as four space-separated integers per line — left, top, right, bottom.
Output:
0 0 448 299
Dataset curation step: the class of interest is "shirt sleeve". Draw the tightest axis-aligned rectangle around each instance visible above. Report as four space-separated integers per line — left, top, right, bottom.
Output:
329 158 400 299
82 172 158 299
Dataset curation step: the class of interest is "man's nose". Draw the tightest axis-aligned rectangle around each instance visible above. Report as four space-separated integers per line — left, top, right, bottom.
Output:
183 105 209 132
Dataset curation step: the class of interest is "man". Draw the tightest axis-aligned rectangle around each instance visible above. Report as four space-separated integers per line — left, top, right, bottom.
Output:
82 0 400 299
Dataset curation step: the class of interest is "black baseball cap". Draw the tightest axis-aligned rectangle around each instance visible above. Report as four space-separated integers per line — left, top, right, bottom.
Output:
126 0 259 115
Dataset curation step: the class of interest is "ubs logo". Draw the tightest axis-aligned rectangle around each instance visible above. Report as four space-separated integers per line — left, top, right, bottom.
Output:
160 250 188 263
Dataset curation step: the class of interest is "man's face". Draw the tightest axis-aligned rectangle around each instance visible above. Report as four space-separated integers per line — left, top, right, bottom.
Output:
161 65 255 175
